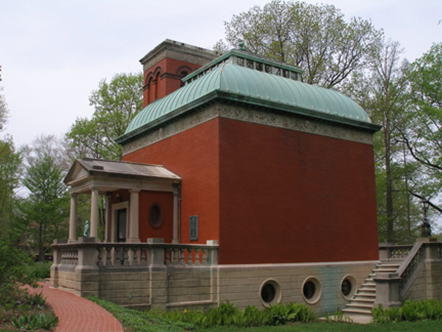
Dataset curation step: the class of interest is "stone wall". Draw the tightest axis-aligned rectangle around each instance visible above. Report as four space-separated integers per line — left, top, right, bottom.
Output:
217 261 375 315
51 241 376 315
406 259 442 301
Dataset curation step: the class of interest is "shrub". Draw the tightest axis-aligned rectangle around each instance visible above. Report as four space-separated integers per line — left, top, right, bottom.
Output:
372 299 442 323
11 313 58 330
24 261 52 280
267 303 316 325
0 237 32 310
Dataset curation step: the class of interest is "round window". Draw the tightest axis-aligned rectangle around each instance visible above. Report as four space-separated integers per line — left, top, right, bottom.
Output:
303 281 316 300
341 279 352 297
149 203 163 228
302 277 321 304
340 275 356 299
261 283 276 303
259 279 281 307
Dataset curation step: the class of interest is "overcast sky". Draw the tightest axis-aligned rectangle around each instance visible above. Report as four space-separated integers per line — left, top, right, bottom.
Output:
1 0 441 148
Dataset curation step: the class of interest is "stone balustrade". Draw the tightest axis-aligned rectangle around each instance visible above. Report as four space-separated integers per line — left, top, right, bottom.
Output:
52 238 219 269
375 239 442 308
379 243 413 262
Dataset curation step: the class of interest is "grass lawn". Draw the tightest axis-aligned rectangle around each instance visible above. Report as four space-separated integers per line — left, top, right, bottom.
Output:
199 320 442 332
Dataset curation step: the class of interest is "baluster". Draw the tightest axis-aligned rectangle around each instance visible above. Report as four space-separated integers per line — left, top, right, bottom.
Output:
179 248 186 266
115 247 122 266
188 249 194 266
140 248 147 266
202 249 208 265
172 248 178 265
106 247 112 266
132 247 139 266
97 247 104 266
123 248 130 266
194 248 201 266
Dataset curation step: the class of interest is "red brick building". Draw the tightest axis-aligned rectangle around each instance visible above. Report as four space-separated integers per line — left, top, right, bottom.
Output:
58 40 383 315
117 39 380 264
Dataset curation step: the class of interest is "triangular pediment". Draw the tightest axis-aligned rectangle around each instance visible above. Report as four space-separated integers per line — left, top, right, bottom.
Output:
64 158 181 194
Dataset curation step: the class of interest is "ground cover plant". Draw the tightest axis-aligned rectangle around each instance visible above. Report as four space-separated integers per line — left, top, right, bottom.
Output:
0 237 57 331
199 320 442 332
91 297 442 332
89 298 317 331
0 290 58 331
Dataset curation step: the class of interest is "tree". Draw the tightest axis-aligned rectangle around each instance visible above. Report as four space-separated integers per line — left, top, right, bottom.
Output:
401 43 442 216
0 138 22 236
15 135 69 261
370 41 410 243
0 87 22 237
0 89 7 132
343 40 423 243
223 0 383 89
66 72 143 160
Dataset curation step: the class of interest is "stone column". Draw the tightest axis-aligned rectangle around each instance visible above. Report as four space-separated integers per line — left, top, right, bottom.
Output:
90 188 99 238
68 194 78 243
128 189 140 243
104 194 111 242
172 186 179 244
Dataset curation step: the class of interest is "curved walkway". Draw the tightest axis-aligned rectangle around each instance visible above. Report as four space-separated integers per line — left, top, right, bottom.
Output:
29 282 124 332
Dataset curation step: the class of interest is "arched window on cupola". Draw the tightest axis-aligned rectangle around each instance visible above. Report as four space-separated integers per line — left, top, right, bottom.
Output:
154 72 161 100
176 65 192 88
179 71 189 87
147 75 153 104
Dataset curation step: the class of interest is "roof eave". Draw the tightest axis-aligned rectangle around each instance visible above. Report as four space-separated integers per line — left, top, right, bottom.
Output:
116 90 381 146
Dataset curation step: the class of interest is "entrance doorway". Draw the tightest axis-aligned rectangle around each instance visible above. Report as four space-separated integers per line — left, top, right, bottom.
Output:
117 208 127 242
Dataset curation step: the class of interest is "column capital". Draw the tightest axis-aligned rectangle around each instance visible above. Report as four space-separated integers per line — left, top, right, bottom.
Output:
129 189 141 193
172 183 181 195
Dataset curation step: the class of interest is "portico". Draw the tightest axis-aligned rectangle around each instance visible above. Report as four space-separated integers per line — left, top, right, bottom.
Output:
64 158 181 244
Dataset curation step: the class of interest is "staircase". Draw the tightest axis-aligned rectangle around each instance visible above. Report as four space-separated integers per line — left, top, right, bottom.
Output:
342 262 401 323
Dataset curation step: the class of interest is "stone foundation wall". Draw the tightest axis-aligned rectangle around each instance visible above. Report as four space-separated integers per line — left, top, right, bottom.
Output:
98 269 151 307
217 261 376 315
167 266 214 304
51 258 376 314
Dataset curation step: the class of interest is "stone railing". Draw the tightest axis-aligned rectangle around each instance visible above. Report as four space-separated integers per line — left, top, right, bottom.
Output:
396 242 425 298
375 239 442 308
52 238 219 269
379 243 413 262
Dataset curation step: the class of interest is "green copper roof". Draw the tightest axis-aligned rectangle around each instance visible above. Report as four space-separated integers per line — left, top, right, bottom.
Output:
118 62 378 144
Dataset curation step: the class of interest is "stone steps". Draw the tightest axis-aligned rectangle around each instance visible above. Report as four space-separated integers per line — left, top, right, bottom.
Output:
342 261 402 324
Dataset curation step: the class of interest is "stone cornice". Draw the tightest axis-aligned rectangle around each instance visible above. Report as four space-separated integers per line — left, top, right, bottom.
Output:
122 104 374 156
140 40 217 72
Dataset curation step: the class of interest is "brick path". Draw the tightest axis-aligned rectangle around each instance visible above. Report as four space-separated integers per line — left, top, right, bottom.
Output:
28 282 124 332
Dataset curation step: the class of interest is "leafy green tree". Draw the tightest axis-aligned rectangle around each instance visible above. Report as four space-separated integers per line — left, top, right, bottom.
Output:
66 72 143 160
0 89 7 131
401 43 442 216
0 88 22 237
344 40 422 243
0 138 22 236
15 135 69 261
369 41 411 243
223 0 383 89
0 236 33 310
